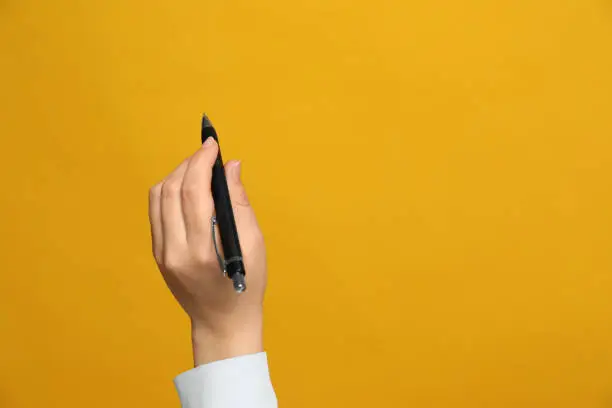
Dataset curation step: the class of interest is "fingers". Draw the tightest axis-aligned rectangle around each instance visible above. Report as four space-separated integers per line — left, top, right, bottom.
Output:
153 140 252 271
148 182 163 264
160 159 190 259
181 138 219 246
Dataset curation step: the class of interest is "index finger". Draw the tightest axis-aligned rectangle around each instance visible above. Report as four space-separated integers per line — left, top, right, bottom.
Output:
181 137 219 246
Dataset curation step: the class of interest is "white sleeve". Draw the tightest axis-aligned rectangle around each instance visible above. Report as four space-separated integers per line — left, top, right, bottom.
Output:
174 352 278 408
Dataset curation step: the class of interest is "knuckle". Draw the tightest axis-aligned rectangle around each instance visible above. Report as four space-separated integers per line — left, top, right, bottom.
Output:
161 180 181 199
193 249 215 267
181 181 199 202
234 189 250 207
162 253 186 272
149 183 162 200
193 245 221 269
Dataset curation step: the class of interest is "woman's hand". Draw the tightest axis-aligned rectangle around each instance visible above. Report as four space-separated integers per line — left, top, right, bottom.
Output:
148 138 267 365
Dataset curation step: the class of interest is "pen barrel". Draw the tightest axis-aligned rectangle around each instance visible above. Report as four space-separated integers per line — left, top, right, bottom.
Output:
202 119 246 282
211 155 244 268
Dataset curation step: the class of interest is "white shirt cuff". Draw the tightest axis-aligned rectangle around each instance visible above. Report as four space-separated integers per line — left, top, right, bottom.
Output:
174 352 277 408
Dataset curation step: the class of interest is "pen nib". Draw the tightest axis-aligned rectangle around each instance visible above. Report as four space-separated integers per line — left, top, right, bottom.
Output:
202 113 213 129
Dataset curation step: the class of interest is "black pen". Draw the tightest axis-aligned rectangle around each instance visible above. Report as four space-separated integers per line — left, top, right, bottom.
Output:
201 114 247 293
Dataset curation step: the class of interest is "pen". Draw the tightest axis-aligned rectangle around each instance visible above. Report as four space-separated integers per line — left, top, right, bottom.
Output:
201 114 247 293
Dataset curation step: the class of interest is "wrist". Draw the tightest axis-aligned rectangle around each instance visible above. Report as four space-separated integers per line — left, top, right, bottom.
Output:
190 317 264 366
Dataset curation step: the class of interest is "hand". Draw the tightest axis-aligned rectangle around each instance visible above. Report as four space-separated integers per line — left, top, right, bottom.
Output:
148 138 267 365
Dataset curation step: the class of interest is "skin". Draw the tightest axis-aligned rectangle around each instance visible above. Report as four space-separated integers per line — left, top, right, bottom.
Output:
148 137 267 366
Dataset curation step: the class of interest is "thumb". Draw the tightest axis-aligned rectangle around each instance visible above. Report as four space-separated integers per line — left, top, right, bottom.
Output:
225 160 251 208
225 161 264 248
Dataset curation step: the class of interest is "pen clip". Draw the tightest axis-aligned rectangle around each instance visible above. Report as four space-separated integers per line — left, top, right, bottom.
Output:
211 216 227 276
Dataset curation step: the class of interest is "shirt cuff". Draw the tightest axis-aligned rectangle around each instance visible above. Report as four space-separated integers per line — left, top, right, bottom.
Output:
174 352 277 408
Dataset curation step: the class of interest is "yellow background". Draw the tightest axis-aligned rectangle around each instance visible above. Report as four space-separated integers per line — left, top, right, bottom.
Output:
1 1 611 407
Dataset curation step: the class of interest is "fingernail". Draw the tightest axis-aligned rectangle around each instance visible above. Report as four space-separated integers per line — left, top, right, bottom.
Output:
235 161 242 180
203 137 215 147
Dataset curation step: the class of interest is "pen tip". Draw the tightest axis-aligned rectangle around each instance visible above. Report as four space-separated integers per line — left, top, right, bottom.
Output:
202 113 213 129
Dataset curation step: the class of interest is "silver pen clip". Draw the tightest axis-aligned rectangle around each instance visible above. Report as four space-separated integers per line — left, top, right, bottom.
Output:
211 216 247 293
211 216 227 276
